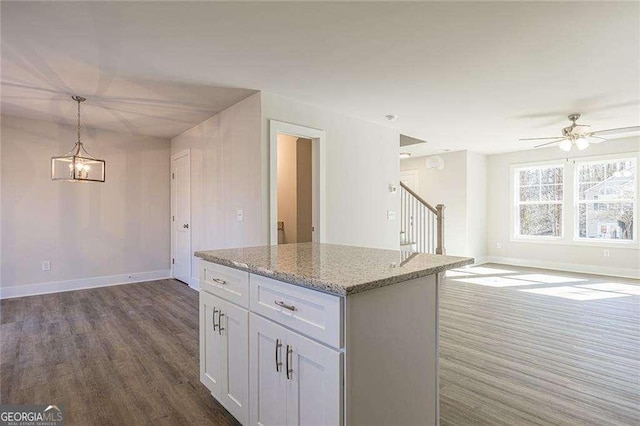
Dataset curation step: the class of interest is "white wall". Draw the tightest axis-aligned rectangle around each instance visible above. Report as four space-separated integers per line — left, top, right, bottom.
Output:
487 136 639 278
1 115 171 297
401 150 488 261
466 151 488 262
171 93 263 286
401 151 481 258
262 92 400 250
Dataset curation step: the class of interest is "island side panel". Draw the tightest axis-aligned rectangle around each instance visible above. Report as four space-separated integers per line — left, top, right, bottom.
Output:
345 274 439 426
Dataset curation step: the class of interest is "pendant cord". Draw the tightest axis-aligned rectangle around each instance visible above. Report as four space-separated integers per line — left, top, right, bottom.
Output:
77 98 81 145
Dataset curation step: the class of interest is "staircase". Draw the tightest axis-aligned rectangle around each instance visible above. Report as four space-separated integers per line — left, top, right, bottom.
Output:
399 181 445 254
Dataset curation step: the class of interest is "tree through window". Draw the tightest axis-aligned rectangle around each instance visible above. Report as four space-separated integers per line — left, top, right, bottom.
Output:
514 164 564 237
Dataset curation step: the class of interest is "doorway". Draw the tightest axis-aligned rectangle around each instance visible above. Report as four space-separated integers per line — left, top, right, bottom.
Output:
276 135 313 244
269 120 326 245
171 149 191 285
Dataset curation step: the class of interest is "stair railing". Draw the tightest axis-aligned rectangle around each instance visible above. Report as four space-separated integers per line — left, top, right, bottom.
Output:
399 181 445 255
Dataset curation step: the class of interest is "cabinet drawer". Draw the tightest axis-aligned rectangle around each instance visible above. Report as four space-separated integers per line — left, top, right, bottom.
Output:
200 261 249 308
250 274 343 348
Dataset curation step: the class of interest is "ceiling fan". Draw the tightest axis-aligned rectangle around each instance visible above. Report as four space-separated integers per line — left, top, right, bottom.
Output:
520 114 639 152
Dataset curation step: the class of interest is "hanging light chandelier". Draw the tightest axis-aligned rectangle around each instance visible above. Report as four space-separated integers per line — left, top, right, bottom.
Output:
51 96 105 182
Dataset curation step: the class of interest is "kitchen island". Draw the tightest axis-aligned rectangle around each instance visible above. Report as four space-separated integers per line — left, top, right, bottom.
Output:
195 243 473 426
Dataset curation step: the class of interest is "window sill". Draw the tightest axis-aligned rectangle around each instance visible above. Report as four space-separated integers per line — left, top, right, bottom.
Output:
511 236 639 249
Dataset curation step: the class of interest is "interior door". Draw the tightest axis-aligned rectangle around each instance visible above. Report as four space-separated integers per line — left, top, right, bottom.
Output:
200 291 223 398
172 151 191 284
218 298 249 425
286 330 342 426
250 314 287 426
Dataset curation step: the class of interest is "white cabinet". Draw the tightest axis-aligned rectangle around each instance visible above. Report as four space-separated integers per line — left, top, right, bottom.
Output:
249 313 287 426
200 261 439 426
285 326 342 426
200 291 249 425
250 313 342 426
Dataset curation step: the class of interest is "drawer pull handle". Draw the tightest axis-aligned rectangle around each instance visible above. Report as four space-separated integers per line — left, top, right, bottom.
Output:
275 300 297 312
212 308 219 331
218 312 225 335
211 278 227 285
275 339 282 372
286 345 293 380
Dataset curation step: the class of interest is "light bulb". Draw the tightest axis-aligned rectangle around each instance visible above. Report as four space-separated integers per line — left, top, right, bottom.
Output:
558 139 572 152
76 162 84 169
575 137 589 150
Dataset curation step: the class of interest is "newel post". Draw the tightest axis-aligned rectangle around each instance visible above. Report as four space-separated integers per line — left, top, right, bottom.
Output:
436 204 445 255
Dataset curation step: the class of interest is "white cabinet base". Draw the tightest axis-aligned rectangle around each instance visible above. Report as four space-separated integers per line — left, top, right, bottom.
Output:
201 264 440 426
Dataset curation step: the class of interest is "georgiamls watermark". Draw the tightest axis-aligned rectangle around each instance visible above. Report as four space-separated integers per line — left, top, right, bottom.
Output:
0 405 64 426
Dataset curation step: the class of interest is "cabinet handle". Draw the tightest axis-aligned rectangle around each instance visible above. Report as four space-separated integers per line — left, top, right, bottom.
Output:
212 308 219 331
275 339 282 372
275 300 297 312
286 345 293 380
218 312 225 335
211 278 227 285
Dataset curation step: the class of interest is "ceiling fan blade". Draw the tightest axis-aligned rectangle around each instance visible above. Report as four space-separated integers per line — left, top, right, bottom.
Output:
590 126 640 136
534 138 567 148
519 136 562 141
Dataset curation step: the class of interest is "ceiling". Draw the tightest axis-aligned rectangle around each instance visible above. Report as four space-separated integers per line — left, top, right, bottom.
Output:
2 2 638 152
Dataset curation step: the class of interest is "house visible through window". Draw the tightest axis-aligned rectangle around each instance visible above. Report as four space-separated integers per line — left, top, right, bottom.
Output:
514 164 564 237
576 158 636 241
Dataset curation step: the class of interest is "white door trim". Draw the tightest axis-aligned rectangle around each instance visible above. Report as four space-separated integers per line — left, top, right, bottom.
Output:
171 149 192 285
269 120 326 246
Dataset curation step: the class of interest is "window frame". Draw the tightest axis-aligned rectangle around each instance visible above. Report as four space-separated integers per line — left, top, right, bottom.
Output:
573 154 637 245
511 161 566 241
510 152 639 249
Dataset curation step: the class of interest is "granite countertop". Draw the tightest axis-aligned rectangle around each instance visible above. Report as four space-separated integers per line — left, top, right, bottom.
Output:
194 243 473 296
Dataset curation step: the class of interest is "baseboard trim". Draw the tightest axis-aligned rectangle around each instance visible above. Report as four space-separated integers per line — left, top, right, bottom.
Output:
0 270 171 299
187 276 200 291
485 256 640 280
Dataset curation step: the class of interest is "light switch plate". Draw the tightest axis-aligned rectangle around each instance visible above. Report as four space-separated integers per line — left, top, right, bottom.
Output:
237 209 244 222
41 260 51 271
386 210 396 220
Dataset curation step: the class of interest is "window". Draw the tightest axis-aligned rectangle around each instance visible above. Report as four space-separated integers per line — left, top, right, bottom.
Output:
514 164 564 238
576 158 636 241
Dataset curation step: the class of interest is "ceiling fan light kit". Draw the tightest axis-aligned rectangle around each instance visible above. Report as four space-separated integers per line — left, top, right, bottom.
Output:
519 113 639 152
51 96 106 182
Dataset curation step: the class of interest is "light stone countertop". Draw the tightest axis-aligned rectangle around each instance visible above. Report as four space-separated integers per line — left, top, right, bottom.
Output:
194 243 473 296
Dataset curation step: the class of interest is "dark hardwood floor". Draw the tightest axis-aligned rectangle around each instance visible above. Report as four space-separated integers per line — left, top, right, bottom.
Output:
0 279 239 426
1 266 638 425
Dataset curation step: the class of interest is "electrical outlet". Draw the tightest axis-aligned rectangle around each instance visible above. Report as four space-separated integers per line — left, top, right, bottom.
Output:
603 249 611 258
41 260 51 271
237 209 244 222
496 242 502 249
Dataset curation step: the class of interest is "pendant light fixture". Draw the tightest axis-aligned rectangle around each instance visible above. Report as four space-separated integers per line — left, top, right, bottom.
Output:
51 96 105 182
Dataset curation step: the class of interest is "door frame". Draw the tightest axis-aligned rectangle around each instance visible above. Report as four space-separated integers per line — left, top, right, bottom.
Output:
171 149 192 286
400 169 419 193
269 120 326 245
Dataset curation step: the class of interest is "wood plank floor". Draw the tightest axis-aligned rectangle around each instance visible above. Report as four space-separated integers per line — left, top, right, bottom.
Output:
440 264 640 426
1 265 638 425
0 279 239 425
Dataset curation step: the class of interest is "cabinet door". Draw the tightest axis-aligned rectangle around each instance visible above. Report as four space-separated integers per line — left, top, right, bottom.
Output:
250 314 287 426
218 297 249 425
200 291 223 398
286 330 342 426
